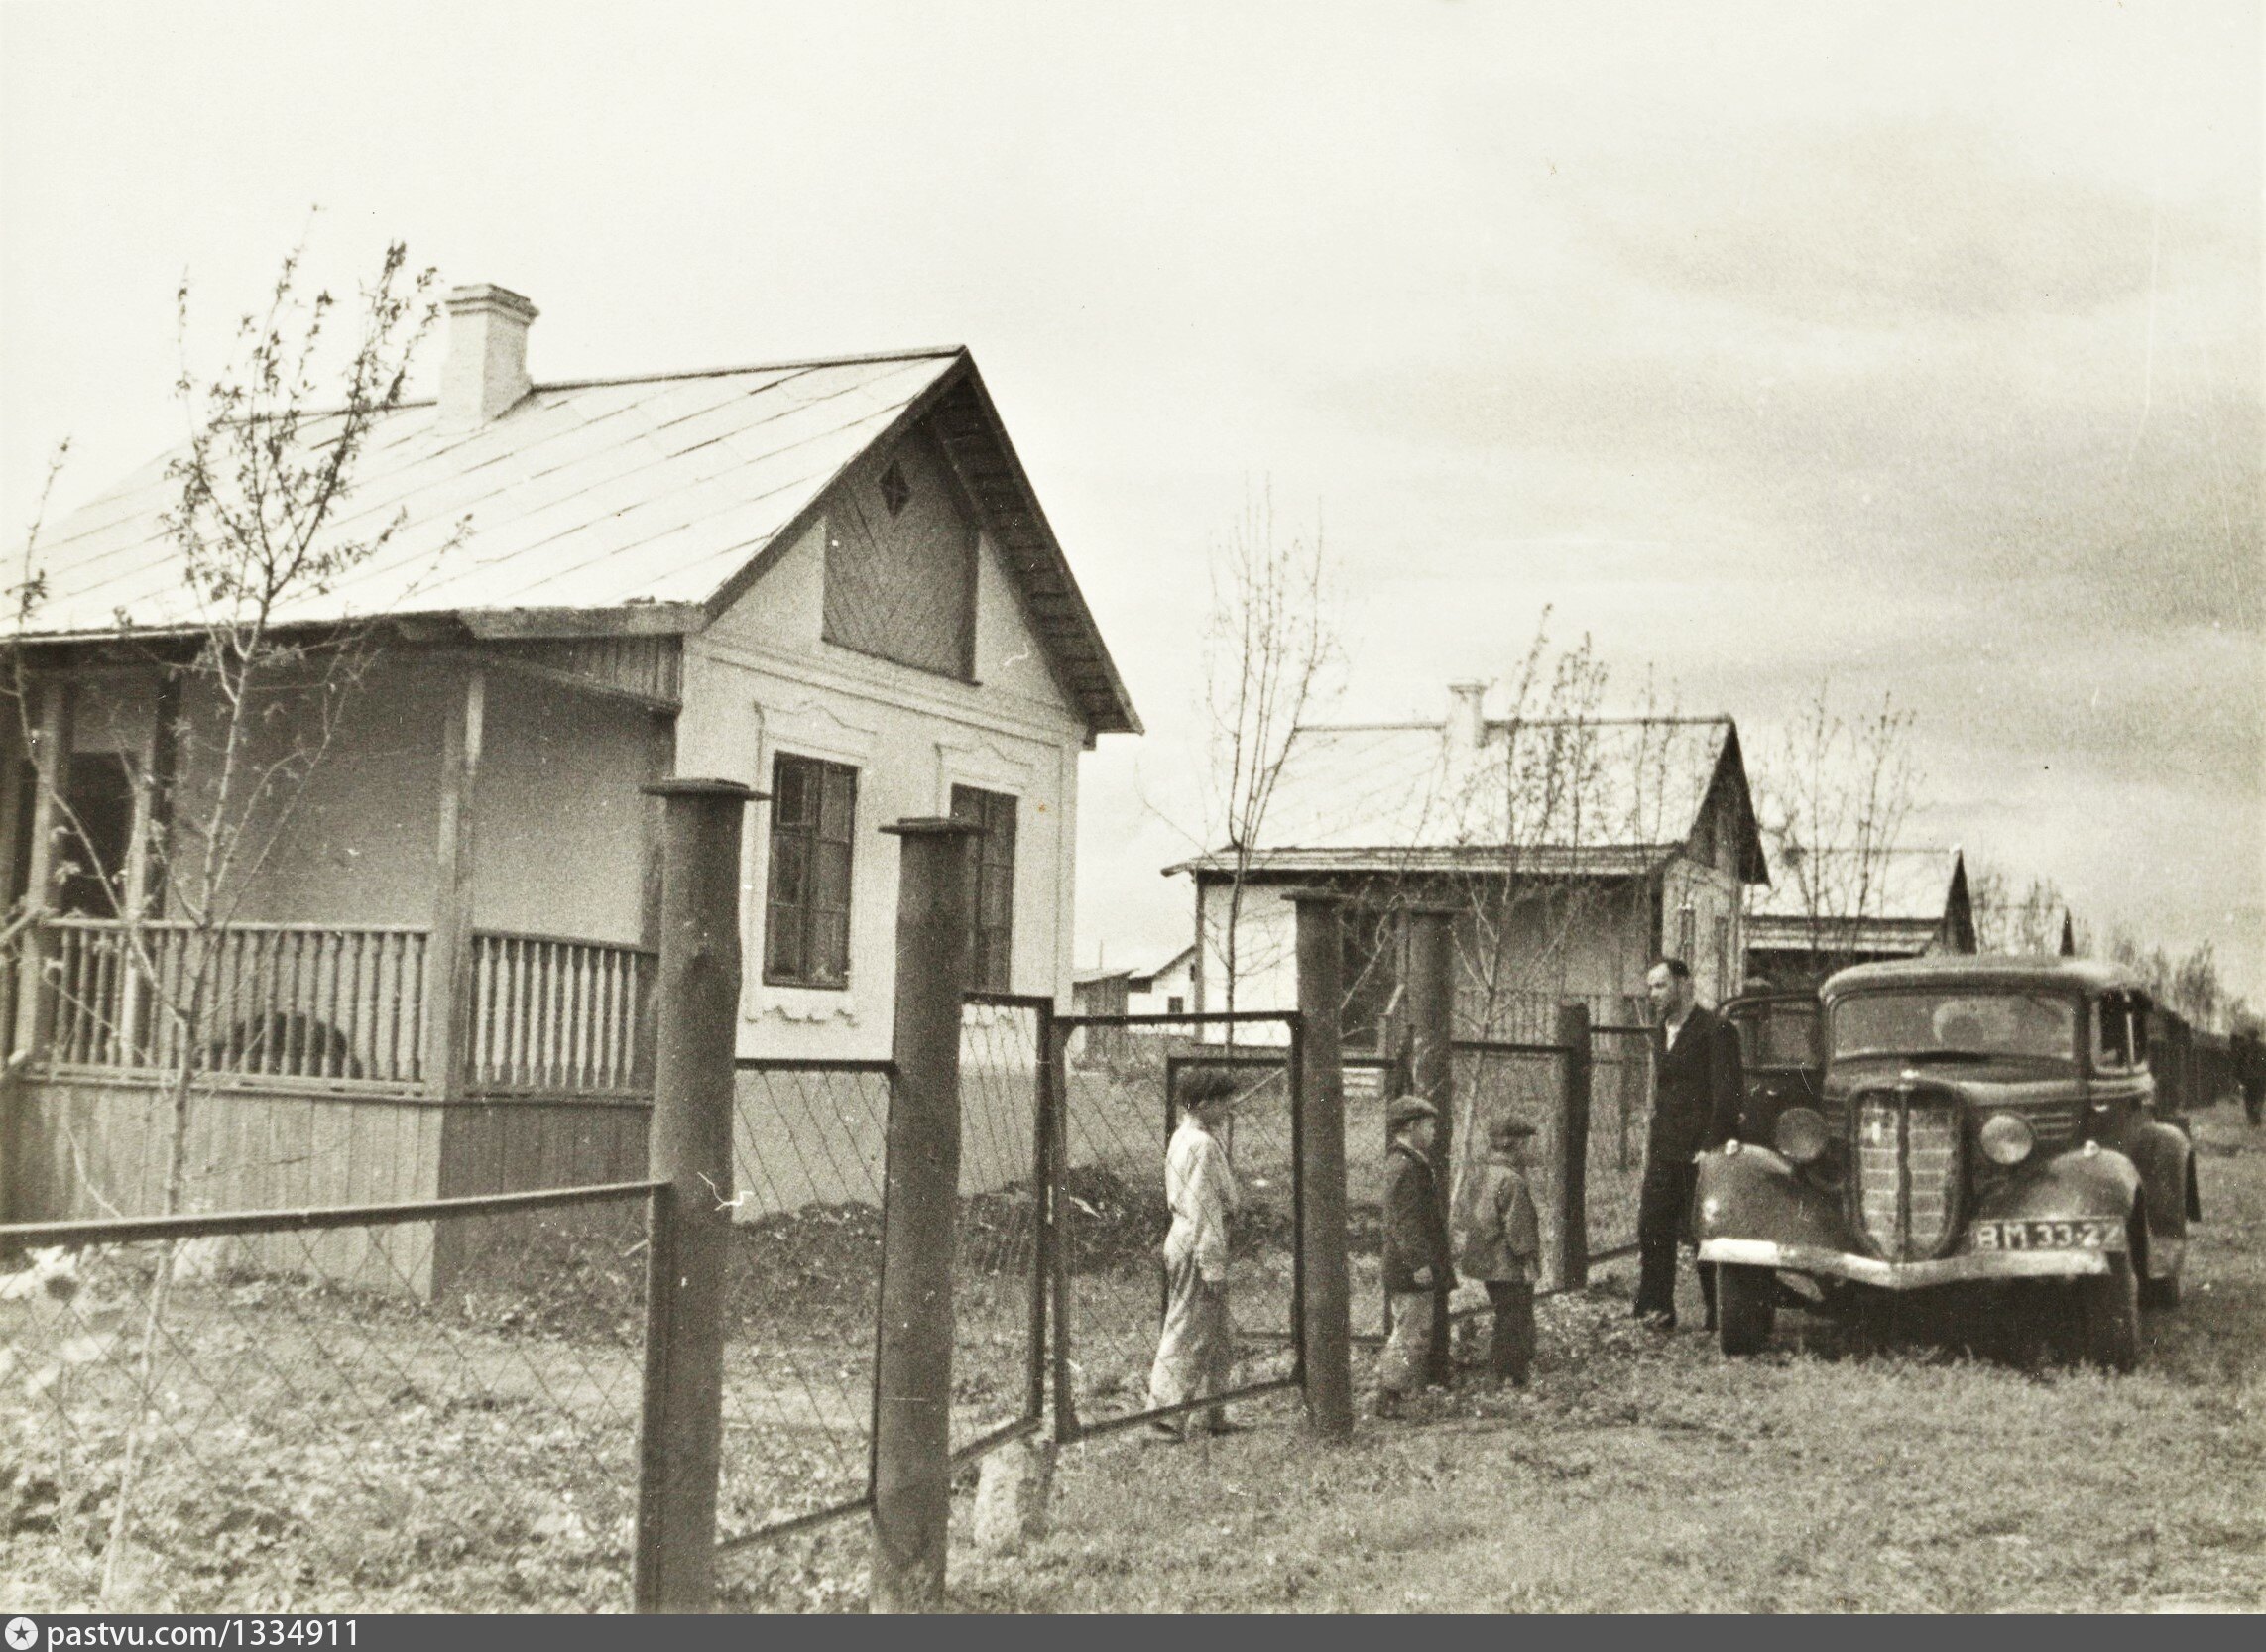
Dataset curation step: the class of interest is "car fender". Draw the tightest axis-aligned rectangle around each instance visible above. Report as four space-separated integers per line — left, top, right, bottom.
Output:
1975 1147 2138 1230
2121 1120 2193 1277
1693 1146 1843 1253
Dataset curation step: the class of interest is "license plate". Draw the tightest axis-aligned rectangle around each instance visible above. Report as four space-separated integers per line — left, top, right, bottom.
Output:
1970 1218 2117 1252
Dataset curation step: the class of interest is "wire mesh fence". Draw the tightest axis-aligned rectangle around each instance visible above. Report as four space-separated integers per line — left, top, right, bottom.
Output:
1587 1025 1652 1259
0 1183 655 1613
720 1060 891 1548
1049 1015 1301 1439
715 999 1050 1555
953 995 1048 1457
1449 1042 1572 1289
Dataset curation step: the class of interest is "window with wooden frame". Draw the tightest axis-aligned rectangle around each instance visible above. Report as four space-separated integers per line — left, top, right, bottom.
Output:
1676 900 1697 966
765 754 857 990
950 784 1017 994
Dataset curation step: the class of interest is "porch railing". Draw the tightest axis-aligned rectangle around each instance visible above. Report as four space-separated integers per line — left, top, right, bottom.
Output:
43 918 430 1087
12 919 654 1099
467 930 655 1098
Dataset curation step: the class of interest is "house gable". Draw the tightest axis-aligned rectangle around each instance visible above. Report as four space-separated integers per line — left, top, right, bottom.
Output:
820 423 978 681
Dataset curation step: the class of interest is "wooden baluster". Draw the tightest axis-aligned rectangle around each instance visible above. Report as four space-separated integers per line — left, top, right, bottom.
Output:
100 929 120 1065
378 932 398 1083
57 928 78 1064
344 931 363 1080
283 930 301 1076
519 933 535 1087
317 930 331 1076
541 940 558 1090
408 932 425 1085
574 945 592 1090
71 929 94 1064
602 949 622 1088
565 944 582 1090
467 935 484 1090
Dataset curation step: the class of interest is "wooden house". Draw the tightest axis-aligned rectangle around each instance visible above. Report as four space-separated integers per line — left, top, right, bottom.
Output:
1167 683 1769 1046
0 284 1137 1271
1742 846 1977 993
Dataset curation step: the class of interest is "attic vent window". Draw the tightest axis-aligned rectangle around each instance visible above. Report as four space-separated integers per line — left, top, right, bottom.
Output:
879 461 911 517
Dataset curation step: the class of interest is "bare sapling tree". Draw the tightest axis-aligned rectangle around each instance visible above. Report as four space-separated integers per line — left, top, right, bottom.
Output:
1752 677 1922 984
1433 615 1614 1039
4 237 443 1601
1197 485 1341 1026
1968 863 2078 955
2101 926 2229 1031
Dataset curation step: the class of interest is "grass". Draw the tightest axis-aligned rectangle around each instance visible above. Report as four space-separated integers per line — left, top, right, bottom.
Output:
747 1103 2266 1612
11 1099 2257 1612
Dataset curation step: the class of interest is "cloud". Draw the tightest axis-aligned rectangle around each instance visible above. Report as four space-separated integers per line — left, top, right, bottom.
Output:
1576 119 2239 327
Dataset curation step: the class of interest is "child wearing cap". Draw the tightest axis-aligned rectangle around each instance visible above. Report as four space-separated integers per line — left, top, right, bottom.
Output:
1456 1114 1542 1387
1376 1095 1456 1419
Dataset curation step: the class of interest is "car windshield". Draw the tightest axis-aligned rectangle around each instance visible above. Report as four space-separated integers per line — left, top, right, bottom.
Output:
1734 1003 1820 1068
1830 990 2078 1064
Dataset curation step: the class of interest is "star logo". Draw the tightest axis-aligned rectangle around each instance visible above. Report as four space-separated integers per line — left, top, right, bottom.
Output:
6 1617 39 1651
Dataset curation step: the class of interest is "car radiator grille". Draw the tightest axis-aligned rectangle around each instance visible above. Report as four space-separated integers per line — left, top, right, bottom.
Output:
1855 1092 1962 1260
2021 1101 2080 1149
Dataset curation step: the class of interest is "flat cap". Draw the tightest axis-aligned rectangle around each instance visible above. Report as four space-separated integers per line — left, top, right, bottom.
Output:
1488 1115 1538 1149
1385 1095 1440 1131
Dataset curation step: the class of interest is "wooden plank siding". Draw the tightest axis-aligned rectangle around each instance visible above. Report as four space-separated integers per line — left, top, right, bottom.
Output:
1 1079 448 1294
426 1099 650 1297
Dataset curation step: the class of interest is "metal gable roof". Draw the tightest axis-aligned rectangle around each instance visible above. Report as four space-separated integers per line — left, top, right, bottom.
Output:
1749 846 1966 924
12 348 1140 736
1177 712 1762 878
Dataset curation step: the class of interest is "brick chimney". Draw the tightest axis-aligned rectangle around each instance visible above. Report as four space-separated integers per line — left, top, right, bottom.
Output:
439 284 537 424
1446 680 1489 751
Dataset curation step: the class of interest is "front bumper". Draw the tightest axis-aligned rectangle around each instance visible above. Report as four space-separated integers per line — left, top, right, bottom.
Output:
1694 1140 2138 1292
1697 1236 2111 1288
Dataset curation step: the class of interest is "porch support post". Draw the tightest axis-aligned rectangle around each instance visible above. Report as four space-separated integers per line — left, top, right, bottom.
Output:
632 777 756 1613
113 670 180 1064
869 816 977 1613
1405 901 1459 1387
426 667 484 1099
634 708 675 1088
1289 887 1354 1442
12 676 71 1062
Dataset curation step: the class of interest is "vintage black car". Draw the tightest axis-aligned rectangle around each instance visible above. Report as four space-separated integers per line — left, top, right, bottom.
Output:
1695 957 2199 1369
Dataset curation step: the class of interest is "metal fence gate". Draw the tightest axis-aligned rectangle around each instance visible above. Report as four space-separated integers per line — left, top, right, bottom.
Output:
1045 1011 1304 1441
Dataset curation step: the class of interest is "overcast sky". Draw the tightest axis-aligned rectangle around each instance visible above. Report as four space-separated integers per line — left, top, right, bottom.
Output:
4 1 2259 1000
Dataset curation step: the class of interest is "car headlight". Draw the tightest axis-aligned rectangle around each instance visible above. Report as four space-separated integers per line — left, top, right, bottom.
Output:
1773 1107 1828 1164
1978 1112 2035 1167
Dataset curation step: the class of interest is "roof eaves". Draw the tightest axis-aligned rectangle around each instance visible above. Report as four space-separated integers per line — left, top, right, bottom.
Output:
941 365 1141 738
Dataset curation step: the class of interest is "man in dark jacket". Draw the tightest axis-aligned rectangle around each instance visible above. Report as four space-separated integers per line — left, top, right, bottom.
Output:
2236 1027 2265 1128
1376 1095 1456 1418
1632 957 1744 1329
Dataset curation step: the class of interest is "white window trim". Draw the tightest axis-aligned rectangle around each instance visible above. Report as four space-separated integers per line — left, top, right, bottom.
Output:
745 696 882 1027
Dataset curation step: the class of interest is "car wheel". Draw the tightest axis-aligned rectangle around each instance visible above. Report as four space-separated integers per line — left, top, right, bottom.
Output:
1717 1264 1776 1356
2067 1257 2140 1372
2138 1268 2182 1310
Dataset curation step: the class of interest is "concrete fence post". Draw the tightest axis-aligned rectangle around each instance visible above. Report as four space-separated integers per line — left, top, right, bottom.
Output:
633 777 757 1614
1289 888 1354 1441
1551 1001 1593 1292
869 817 978 1613
1404 903 1458 1385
